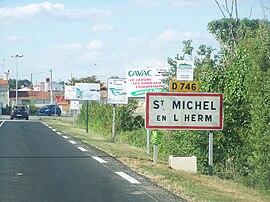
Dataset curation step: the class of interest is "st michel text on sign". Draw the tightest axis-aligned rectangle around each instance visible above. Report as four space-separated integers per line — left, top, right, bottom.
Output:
145 92 223 130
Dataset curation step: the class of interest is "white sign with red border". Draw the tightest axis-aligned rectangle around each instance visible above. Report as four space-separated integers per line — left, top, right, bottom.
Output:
145 92 223 130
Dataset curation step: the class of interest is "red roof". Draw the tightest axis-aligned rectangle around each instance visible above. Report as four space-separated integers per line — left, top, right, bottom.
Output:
0 80 8 85
9 91 50 99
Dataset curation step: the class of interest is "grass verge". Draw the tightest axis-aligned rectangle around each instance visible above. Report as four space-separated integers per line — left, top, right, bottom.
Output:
43 117 270 202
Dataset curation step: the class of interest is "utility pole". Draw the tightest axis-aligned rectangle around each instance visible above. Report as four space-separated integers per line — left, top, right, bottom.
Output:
30 73 33 88
11 53 23 105
49 69 53 104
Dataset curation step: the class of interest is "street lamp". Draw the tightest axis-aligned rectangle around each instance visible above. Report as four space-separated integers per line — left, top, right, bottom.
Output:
11 53 23 105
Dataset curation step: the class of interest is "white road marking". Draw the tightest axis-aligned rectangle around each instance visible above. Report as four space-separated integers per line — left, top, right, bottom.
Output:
69 140 76 145
115 172 141 184
78 147 87 152
48 126 53 129
0 120 6 127
62 136 69 139
92 156 107 163
52 129 56 132
56 132 62 135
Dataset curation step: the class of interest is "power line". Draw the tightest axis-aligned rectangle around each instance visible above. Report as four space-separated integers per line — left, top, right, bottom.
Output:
9 71 49 78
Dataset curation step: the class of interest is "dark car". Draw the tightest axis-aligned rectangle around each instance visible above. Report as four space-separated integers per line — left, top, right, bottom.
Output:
38 105 61 116
10 105 29 120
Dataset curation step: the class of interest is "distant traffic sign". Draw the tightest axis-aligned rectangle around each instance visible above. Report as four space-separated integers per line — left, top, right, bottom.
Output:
145 92 223 130
170 81 199 92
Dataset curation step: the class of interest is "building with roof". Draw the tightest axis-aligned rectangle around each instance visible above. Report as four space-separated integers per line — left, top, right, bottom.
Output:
0 79 9 108
9 90 64 107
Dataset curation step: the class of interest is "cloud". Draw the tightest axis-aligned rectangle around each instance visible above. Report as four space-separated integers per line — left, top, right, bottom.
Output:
165 0 202 7
124 57 168 69
141 57 168 68
126 38 146 46
150 29 202 48
85 40 106 50
0 2 117 23
124 29 215 51
3 34 29 42
53 43 82 50
132 0 210 8
82 51 104 60
91 24 115 32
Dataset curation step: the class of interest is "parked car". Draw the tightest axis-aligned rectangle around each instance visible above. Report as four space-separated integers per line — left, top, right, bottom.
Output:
38 105 61 116
10 105 29 120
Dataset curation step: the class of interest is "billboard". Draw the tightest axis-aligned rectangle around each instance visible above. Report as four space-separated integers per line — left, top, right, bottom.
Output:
126 67 167 97
75 83 100 101
56 96 70 106
176 60 194 81
70 100 80 110
145 92 223 130
107 78 127 104
64 85 76 100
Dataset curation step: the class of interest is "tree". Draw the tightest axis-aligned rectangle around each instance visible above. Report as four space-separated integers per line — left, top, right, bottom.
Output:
207 0 270 189
9 78 32 89
67 75 101 85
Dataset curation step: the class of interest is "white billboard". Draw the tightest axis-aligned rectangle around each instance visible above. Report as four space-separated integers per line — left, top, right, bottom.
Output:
145 92 223 130
70 100 80 110
75 83 100 101
107 78 127 104
126 67 167 97
64 85 76 100
177 60 194 81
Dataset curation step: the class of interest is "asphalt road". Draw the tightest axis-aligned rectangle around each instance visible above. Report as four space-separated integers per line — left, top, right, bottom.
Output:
0 120 183 202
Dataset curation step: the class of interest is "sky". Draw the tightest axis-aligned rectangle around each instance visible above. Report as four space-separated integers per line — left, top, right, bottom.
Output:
0 0 269 85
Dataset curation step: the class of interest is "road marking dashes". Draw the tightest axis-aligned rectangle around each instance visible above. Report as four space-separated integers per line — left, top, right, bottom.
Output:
92 156 107 163
69 140 76 145
40 122 142 186
0 120 5 127
78 147 87 152
115 172 140 184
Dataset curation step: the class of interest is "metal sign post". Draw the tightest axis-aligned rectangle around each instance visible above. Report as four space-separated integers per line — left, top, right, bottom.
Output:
146 129 150 154
112 104 116 141
150 131 163 164
153 144 158 164
107 78 128 142
86 100 89 133
208 132 213 175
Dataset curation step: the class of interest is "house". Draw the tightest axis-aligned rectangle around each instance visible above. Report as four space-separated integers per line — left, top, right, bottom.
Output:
33 78 64 92
9 90 64 107
0 79 9 109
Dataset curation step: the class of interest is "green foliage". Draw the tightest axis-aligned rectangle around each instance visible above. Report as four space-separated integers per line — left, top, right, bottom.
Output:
28 99 39 115
77 98 142 138
9 78 32 89
237 21 270 190
119 128 147 148
208 18 260 53
28 105 39 115
67 75 101 85
207 19 270 190
74 18 270 191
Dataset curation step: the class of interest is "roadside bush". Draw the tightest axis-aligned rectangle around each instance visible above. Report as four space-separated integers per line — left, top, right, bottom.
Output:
28 105 39 115
77 98 141 138
119 128 146 148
